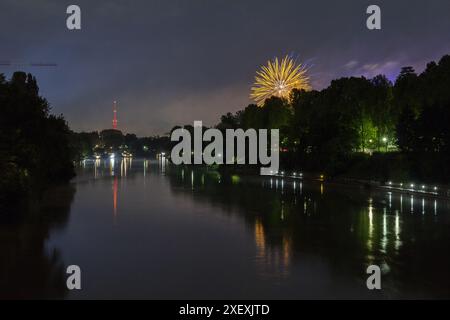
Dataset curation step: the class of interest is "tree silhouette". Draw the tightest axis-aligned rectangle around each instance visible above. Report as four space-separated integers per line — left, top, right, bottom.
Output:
0 72 74 210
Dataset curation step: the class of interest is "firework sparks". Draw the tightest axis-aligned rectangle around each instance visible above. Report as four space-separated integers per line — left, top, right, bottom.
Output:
250 55 311 106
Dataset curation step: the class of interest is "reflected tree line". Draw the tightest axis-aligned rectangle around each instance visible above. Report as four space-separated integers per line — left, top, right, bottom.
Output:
0 184 75 299
165 166 450 298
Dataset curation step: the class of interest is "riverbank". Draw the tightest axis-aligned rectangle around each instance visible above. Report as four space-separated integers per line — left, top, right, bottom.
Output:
264 171 450 200
78 158 450 201
210 162 450 200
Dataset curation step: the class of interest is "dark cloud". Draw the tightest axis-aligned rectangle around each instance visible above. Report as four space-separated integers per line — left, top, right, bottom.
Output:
1 0 449 135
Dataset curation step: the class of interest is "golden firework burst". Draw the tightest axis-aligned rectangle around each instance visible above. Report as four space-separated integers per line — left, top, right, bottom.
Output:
250 55 311 106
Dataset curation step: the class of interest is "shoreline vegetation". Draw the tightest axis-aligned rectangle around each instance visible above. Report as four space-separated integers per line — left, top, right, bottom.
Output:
3 54 450 211
209 55 450 186
0 72 74 214
168 163 450 200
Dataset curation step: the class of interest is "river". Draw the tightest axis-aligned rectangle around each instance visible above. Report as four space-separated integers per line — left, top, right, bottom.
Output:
1 158 450 299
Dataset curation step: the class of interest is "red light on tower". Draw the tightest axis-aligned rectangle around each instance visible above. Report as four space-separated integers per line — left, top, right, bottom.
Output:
112 100 118 129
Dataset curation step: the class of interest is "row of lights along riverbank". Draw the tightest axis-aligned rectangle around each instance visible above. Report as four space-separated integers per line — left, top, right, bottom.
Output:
270 171 444 196
386 181 439 195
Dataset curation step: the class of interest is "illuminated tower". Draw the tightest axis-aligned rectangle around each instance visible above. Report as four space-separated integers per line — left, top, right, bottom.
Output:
112 101 118 129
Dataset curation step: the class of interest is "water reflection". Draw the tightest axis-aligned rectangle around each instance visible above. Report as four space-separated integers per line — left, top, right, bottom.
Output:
0 185 75 299
254 218 291 277
113 176 118 220
163 165 450 298
3 159 450 299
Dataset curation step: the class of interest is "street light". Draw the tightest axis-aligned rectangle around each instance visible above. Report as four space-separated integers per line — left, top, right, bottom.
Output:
382 137 388 152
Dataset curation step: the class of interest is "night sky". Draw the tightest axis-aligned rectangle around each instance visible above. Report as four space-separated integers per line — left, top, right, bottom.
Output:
1 0 450 135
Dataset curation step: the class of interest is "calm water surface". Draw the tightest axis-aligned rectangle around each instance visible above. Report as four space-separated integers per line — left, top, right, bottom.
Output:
2 158 450 299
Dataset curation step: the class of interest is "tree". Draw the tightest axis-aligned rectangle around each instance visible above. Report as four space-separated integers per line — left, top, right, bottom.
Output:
394 66 421 118
396 104 416 152
370 75 395 150
217 112 241 130
0 72 74 210
241 104 263 130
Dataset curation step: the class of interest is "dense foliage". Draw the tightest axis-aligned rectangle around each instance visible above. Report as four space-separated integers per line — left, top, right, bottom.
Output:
0 72 74 209
216 55 450 182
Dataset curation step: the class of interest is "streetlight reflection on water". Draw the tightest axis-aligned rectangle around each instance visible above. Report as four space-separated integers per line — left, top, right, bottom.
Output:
254 218 291 278
256 173 445 271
